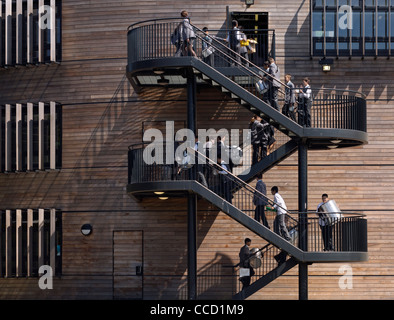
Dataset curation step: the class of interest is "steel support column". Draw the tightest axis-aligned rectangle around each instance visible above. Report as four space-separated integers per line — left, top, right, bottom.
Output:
187 70 197 300
298 140 308 300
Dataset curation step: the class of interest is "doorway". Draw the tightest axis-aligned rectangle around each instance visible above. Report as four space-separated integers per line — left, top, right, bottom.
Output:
230 12 271 64
113 230 143 300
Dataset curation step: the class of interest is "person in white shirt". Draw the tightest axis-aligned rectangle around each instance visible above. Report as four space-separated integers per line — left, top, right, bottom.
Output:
317 193 334 251
297 77 312 127
270 186 290 238
217 157 232 203
271 186 291 265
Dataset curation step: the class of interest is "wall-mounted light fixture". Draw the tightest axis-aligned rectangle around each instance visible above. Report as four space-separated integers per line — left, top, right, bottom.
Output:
245 0 254 6
157 74 170 85
153 69 165 75
81 224 93 236
319 58 333 72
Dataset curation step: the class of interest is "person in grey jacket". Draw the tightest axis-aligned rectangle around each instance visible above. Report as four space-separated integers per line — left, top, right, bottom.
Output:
239 238 255 289
180 10 196 57
253 173 270 228
249 116 269 165
282 74 296 121
268 57 281 111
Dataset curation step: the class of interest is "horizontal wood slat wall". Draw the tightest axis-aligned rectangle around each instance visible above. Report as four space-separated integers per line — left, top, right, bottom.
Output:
0 0 393 300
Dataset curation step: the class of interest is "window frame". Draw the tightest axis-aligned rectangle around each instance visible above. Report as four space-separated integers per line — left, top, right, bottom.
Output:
311 0 393 57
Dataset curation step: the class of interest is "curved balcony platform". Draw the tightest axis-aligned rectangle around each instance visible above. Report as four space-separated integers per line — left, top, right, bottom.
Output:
126 18 368 299
127 146 368 264
126 19 368 150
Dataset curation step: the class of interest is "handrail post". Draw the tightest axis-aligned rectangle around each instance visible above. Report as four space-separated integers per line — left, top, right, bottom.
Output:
187 69 197 300
298 140 308 300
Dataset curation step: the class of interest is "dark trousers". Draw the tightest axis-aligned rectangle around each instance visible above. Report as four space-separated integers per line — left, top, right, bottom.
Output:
254 205 270 228
220 175 232 204
282 103 296 121
203 53 214 66
298 100 311 127
320 224 334 251
240 267 255 290
270 86 280 111
252 143 267 165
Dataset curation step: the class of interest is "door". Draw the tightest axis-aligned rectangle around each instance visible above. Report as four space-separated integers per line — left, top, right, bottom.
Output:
113 230 143 300
230 12 270 64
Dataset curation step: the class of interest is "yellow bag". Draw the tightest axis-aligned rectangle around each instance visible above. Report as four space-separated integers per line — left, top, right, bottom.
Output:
240 39 249 47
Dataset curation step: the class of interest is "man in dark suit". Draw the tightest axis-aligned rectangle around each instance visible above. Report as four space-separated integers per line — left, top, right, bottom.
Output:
249 116 269 165
239 238 255 290
253 173 270 228
268 57 281 111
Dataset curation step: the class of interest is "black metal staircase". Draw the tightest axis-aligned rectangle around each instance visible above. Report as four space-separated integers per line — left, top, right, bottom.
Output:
125 17 369 300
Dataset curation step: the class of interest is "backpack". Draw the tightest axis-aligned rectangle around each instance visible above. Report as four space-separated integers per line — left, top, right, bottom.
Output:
170 24 181 45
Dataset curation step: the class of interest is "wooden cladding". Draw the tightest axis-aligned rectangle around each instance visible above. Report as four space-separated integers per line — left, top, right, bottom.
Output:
0 208 61 277
0 0 61 66
0 101 62 172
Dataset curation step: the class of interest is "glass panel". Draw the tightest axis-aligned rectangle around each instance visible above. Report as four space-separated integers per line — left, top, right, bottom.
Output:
314 0 324 8
364 11 376 38
326 0 337 7
313 11 325 55
378 12 389 38
365 0 375 6
351 0 362 7
313 11 324 37
326 11 337 54
352 11 362 38
377 11 389 54
377 0 389 7
326 11 337 38
391 11 394 38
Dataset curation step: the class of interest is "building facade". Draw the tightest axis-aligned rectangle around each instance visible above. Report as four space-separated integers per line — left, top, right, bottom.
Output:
0 0 392 300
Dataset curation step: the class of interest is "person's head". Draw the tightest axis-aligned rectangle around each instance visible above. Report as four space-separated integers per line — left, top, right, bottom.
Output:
322 193 329 203
263 61 269 69
271 186 278 195
181 10 188 18
203 27 209 34
232 20 238 28
244 238 251 246
285 74 292 83
256 173 263 180
268 57 275 64
303 77 310 86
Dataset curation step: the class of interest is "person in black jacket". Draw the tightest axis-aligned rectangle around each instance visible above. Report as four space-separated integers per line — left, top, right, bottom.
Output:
249 116 269 165
267 57 281 111
239 238 255 290
253 173 270 228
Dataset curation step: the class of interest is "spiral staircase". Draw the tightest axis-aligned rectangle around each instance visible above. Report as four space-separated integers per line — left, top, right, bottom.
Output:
125 18 368 300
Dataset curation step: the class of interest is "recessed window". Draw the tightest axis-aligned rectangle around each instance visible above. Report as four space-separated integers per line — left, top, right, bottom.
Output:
0 102 62 173
0 0 61 67
311 0 393 56
0 208 62 278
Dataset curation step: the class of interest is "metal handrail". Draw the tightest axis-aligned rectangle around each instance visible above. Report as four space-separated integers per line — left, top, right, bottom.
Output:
190 23 290 90
186 146 289 213
127 17 184 31
126 18 367 103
